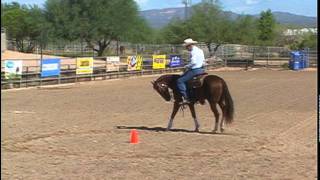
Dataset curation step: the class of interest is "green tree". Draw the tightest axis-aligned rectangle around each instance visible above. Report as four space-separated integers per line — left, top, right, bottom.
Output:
2 2 47 52
159 18 190 44
232 15 259 45
289 32 317 50
45 0 151 56
186 2 233 56
258 9 276 45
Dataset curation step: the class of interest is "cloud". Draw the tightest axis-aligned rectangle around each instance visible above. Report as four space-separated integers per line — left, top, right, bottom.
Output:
231 6 251 13
245 0 261 5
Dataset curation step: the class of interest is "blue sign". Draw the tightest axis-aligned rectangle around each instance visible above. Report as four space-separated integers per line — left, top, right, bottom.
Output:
169 55 182 67
41 59 61 77
6 61 14 68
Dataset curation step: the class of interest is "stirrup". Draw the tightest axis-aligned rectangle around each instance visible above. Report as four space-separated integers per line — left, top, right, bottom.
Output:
179 98 191 105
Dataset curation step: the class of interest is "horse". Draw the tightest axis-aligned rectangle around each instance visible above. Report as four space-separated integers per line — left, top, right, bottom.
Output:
151 73 234 133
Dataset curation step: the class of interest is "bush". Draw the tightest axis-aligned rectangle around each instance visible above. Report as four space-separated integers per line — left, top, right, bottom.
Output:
281 63 290 69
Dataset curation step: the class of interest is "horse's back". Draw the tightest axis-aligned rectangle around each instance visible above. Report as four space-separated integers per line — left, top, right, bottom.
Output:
203 74 225 86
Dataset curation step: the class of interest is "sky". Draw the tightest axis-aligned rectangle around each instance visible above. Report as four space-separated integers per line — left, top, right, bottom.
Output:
2 0 317 17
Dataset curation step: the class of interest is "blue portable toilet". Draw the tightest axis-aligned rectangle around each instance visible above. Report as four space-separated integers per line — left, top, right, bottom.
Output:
301 49 309 68
289 51 303 70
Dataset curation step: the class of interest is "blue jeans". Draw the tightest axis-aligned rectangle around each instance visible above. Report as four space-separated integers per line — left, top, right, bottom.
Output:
177 68 204 99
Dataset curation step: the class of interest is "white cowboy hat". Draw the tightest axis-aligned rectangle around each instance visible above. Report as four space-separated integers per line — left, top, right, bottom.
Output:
183 38 198 46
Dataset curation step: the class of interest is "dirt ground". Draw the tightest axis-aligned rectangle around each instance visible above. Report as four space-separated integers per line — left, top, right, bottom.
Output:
1 69 317 180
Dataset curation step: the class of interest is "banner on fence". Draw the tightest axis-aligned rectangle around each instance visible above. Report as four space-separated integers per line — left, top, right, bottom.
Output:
4 60 23 79
106 56 120 72
169 55 182 67
76 57 93 74
41 58 61 77
127 55 142 71
152 55 166 69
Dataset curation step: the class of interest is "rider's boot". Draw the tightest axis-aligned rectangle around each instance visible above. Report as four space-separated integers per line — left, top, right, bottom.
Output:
180 96 191 105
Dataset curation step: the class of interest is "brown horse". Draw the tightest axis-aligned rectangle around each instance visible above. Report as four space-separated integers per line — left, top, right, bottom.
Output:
152 73 234 133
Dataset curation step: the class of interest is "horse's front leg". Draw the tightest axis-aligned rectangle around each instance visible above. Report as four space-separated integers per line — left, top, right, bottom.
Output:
188 103 200 132
167 102 180 131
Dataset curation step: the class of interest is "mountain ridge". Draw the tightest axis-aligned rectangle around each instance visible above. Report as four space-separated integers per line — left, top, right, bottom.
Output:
139 7 317 29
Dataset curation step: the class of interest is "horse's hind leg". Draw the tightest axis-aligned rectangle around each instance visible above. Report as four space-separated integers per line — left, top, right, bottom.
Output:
218 101 226 133
209 102 220 133
167 102 180 131
188 103 200 132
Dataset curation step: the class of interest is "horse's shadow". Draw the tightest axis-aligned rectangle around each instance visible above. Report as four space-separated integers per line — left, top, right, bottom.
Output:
115 125 236 136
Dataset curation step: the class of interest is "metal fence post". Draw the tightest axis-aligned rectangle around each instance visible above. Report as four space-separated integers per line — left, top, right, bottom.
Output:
58 74 61 84
136 44 138 55
252 48 255 68
26 66 29 88
267 47 269 68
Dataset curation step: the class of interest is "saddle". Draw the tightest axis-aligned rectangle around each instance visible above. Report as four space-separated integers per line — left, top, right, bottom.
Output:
187 73 208 89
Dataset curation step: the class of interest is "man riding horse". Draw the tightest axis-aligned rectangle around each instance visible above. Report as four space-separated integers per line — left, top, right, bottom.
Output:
178 38 206 105
152 39 234 133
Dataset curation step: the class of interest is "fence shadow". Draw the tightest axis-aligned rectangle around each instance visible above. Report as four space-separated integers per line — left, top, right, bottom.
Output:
115 125 237 136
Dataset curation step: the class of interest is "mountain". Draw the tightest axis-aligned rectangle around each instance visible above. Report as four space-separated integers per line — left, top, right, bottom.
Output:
139 7 317 29
139 8 185 29
262 11 317 27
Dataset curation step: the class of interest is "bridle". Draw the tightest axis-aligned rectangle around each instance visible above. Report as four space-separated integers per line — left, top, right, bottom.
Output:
153 80 173 101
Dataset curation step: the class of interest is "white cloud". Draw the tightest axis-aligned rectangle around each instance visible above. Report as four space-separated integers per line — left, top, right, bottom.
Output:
245 0 261 5
232 6 251 13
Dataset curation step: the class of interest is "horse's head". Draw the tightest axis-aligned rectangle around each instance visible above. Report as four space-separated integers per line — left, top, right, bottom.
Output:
152 79 171 102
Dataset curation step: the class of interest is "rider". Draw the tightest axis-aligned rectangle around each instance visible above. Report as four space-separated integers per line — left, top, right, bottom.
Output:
177 38 205 104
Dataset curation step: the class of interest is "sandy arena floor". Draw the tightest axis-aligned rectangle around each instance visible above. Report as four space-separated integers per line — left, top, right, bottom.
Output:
1 69 317 179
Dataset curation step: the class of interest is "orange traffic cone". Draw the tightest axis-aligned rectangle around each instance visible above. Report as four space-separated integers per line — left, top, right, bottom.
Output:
130 129 139 144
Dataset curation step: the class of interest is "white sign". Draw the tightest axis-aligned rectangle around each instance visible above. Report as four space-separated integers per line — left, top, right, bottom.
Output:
106 56 120 63
4 60 23 79
42 63 59 71
106 56 120 72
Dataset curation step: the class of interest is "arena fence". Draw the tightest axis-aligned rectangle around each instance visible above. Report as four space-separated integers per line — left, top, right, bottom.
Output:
1 45 317 90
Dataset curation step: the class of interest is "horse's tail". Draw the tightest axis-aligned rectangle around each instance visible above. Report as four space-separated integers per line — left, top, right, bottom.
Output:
222 80 234 124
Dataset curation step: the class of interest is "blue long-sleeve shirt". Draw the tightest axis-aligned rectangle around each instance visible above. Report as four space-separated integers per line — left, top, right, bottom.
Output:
186 46 205 69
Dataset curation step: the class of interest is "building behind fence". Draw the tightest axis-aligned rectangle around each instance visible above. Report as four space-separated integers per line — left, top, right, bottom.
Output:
1 28 7 53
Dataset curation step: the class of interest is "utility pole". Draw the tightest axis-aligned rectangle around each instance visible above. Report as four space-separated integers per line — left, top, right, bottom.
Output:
182 0 192 20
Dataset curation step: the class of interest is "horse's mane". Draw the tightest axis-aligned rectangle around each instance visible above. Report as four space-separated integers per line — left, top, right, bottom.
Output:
155 74 180 83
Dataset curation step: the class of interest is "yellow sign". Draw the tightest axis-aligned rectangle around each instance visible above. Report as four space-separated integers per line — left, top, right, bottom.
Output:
127 56 143 71
76 57 93 74
152 55 166 69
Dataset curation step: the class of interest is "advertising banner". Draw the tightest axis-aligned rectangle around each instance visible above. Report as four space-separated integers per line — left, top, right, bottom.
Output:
76 57 93 74
41 58 61 77
4 60 23 79
106 56 120 72
169 55 182 67
152 55 166 69
127 55 143 71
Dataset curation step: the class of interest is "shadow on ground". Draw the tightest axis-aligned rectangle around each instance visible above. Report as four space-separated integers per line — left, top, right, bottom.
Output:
116 125 239 136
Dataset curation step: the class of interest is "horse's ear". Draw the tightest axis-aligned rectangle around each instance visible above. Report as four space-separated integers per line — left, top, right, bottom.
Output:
151 81 155 85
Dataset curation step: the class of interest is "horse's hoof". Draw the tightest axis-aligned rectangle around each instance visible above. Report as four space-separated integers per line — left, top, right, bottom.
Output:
194 128 199 132
166 128 171 131
220 128 225 133
212 130 217 134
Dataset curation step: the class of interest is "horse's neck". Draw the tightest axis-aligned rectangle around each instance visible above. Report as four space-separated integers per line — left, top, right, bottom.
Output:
167 75 180 90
